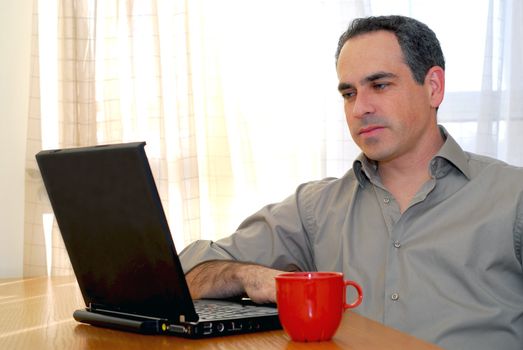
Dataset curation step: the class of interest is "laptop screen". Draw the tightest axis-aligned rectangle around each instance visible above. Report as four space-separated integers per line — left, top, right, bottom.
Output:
36 142 199 322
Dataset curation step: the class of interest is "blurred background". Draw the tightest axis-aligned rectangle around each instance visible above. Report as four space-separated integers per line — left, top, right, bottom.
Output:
1 0 521 278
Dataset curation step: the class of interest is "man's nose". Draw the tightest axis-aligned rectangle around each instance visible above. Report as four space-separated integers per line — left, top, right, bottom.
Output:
351 92 375 119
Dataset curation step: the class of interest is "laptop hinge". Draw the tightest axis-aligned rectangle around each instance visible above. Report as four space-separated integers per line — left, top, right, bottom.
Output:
88 303 167 321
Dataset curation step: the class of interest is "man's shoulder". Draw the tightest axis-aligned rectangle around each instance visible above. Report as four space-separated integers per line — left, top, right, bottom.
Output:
466 151 523 178
296 169 360 201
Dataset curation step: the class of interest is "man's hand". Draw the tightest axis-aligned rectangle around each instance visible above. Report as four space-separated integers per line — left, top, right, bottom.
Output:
236 264 280 303
185 260 282 304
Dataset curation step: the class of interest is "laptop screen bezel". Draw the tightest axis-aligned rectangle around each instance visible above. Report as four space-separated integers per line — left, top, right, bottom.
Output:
36 142 199 322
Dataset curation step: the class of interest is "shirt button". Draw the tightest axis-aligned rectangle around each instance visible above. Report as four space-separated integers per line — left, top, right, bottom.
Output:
383 197 390 204
391 293 400 301
393 240 401 248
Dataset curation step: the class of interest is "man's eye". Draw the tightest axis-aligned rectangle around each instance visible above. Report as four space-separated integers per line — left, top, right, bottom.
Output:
342 91 356 99
374 83 389 90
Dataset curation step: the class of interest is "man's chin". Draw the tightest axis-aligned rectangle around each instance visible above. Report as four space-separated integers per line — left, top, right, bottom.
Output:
361 148 393 163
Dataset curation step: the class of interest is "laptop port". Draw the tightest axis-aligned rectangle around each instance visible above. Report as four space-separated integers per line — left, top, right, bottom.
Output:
203 323 213 335
228 321 242 331
168 324 187 334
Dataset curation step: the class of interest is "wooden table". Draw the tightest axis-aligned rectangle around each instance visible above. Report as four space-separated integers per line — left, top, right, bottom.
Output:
0 276 442 349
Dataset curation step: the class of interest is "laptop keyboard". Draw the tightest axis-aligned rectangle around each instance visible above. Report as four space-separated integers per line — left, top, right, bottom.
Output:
194 300 278 321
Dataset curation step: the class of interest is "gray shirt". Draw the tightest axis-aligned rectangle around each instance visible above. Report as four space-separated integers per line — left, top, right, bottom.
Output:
179 127 523 350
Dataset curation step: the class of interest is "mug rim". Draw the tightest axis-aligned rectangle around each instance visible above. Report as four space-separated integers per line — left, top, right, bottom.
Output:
275 271 343 280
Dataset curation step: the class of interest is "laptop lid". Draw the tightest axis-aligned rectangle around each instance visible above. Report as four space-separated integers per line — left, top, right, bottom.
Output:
36 142 199 323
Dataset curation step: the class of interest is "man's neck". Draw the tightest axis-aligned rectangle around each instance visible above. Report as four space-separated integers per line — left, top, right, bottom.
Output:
377 130 445 213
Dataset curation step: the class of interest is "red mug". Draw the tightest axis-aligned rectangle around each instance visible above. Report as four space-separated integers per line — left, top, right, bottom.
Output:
275 272 363 342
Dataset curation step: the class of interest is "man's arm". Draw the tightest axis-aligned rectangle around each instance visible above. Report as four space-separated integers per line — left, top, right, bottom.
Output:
185 260 284 304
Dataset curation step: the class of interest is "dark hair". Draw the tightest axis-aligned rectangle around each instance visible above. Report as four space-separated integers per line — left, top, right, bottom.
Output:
335 15 445 85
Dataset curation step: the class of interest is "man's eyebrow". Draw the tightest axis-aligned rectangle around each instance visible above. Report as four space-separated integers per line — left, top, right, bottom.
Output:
337 82 354 92
338 71 398 92
362 71 398 84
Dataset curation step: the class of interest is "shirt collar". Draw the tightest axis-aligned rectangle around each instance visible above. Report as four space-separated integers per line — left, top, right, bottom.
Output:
352 125 472 187
431 125 472 180
353 153 378 187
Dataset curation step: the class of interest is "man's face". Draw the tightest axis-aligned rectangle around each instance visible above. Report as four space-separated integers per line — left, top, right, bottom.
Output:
336 30 437 163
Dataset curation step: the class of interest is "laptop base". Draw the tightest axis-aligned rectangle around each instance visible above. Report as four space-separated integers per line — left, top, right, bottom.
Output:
36 142 281 338
74 308 282 338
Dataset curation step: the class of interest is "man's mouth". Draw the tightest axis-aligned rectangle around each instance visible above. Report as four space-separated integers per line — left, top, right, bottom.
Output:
359 126 384 135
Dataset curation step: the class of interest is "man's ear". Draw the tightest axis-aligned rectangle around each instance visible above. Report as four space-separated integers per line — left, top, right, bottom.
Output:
426 66 445 108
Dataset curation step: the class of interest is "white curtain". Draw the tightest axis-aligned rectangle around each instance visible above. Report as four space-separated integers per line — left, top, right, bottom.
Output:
475 0 523 164
23 0 366 277
23 0 523 277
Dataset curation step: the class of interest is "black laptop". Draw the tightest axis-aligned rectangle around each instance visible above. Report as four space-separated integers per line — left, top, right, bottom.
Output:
35 142 280 338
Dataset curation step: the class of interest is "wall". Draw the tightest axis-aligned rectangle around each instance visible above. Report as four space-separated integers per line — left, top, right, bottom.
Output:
0 0 33 277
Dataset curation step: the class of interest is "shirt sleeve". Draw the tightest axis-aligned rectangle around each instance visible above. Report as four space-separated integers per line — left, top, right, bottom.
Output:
178 182 320 274
514 191 523 268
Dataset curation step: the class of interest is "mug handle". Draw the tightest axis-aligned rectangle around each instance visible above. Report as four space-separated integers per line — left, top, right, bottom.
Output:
343 280 363 309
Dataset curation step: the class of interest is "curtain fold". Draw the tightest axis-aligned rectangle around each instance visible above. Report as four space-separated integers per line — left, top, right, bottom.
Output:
477 0 523 163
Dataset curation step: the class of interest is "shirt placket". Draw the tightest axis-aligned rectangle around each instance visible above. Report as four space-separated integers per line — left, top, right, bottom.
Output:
371 185 404 324
375 176 438 327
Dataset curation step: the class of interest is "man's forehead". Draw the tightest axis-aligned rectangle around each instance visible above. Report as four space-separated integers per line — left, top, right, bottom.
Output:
336 32 407 80
338 31 403 61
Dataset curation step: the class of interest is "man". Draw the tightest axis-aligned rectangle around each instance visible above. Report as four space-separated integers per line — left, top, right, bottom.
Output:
179 15 523 350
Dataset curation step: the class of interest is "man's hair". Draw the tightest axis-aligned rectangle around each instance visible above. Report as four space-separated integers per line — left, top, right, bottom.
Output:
335 15 445 85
